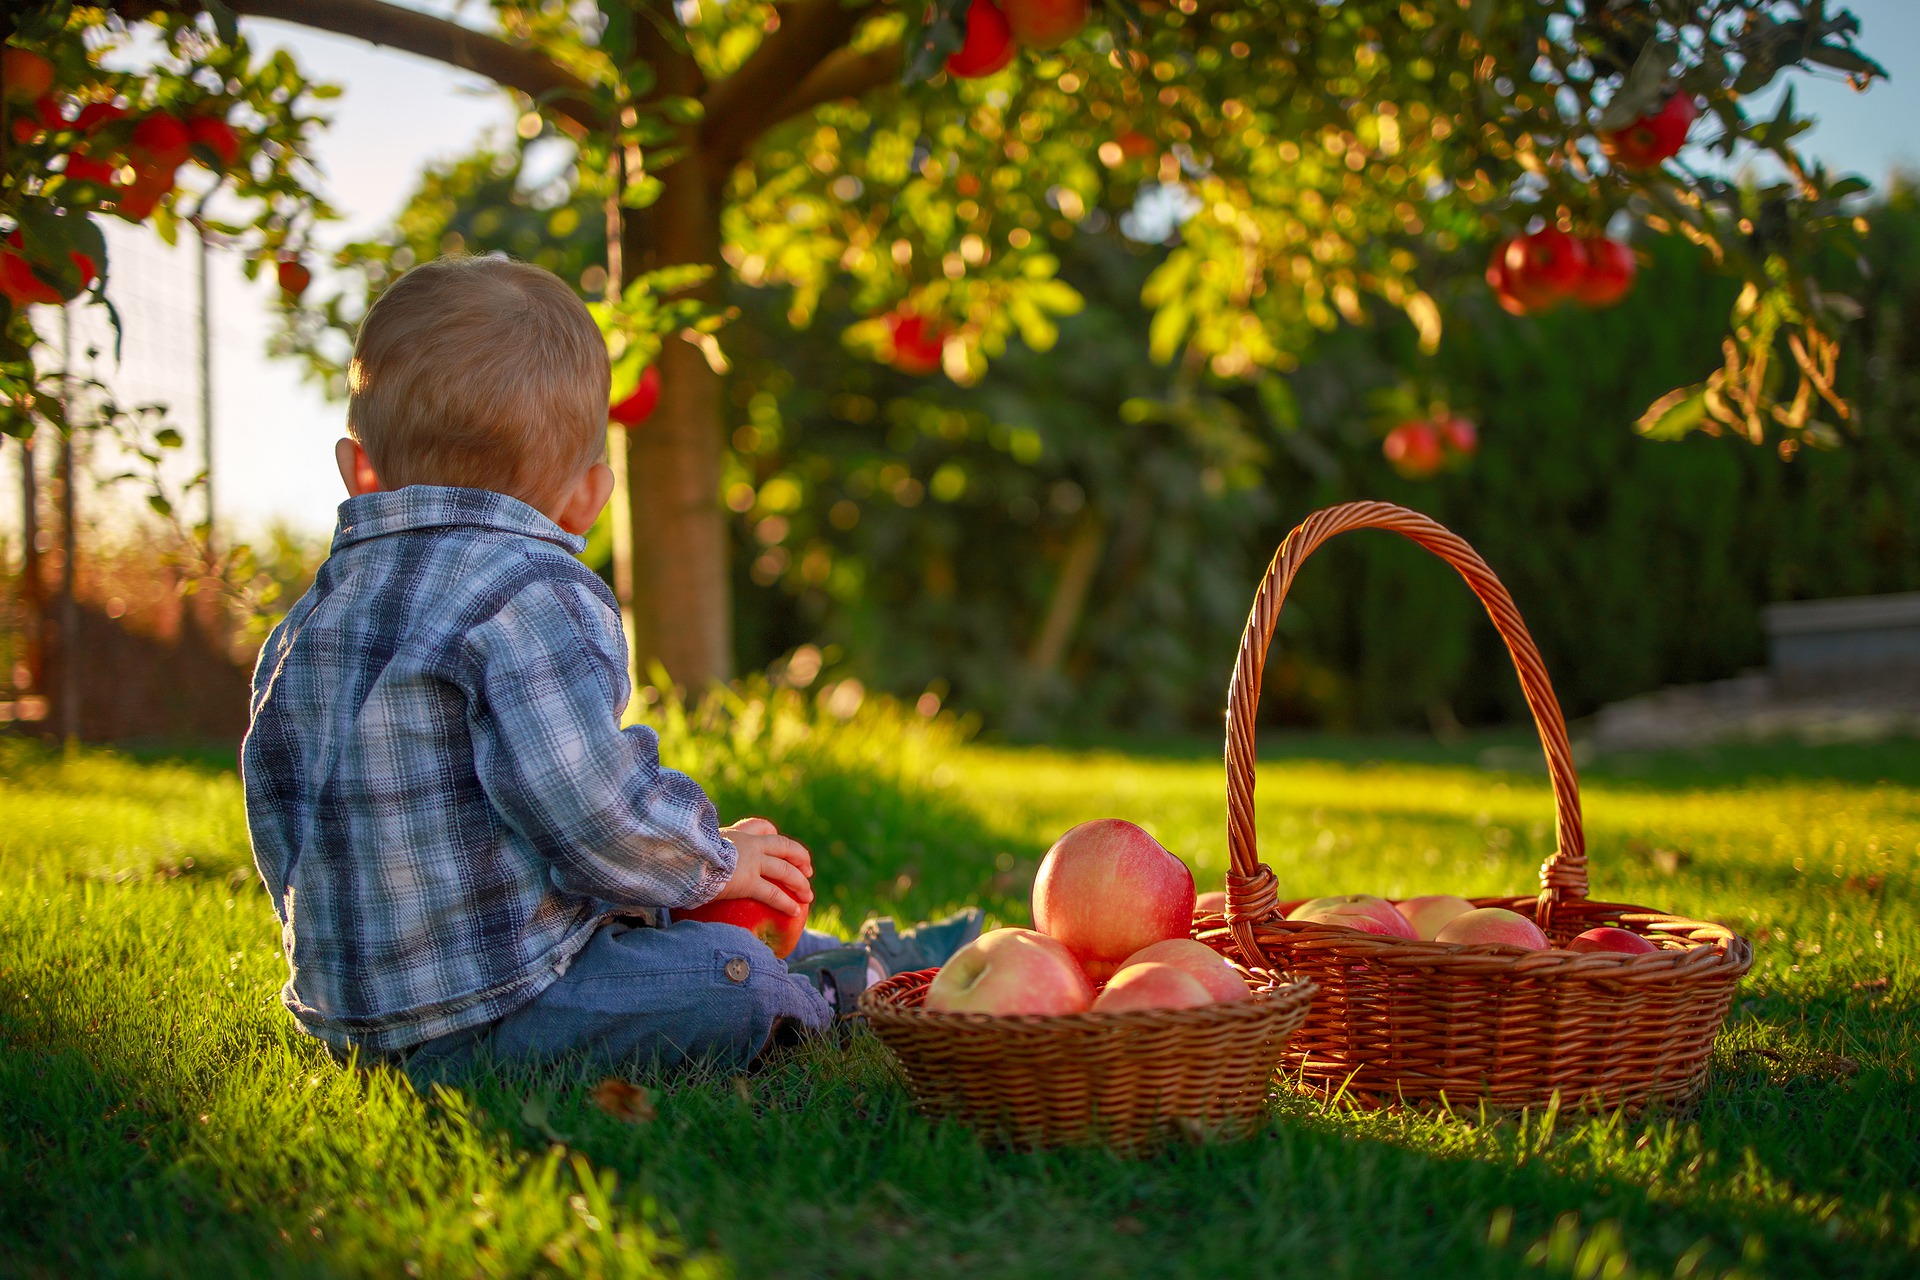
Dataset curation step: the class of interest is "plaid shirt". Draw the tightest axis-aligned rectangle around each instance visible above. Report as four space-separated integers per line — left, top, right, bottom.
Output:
242 486 735 1053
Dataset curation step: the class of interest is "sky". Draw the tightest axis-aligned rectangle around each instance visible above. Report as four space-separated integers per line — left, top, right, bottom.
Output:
22 1 1920 540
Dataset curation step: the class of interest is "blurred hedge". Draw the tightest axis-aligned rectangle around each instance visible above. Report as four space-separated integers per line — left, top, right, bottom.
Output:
730 181 1920 733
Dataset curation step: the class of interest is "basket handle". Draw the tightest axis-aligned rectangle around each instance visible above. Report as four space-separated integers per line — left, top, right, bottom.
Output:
1221 502 1587 957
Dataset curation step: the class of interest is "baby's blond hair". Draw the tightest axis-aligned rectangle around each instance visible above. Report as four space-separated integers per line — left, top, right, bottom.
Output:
346 255 609 508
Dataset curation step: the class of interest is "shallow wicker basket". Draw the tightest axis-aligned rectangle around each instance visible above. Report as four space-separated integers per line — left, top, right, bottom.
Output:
859 965 1316 1152
1202 501 1754 1111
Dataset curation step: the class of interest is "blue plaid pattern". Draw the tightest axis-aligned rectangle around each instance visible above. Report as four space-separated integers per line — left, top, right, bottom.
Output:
242 486 735 1054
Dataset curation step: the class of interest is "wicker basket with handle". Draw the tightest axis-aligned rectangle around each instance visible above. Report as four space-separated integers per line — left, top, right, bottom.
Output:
1199 501 1753 1110
859 964 1316 1152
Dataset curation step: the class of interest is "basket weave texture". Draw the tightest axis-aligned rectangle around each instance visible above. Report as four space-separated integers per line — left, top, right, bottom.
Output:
1209 501 1753 1111
859 966 1316 1151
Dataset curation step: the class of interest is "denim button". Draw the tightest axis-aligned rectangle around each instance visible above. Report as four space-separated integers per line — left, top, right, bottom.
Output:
725 957 751 984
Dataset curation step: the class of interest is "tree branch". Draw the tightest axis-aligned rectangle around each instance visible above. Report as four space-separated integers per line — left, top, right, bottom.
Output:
764 42 902 133
218 0 608 133
699 0 869 170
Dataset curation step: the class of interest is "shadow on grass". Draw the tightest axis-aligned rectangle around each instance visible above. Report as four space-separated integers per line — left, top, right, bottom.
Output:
426 1026 1915 1280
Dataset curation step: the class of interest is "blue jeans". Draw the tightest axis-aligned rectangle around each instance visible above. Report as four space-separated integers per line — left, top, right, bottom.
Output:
397 918 841 1085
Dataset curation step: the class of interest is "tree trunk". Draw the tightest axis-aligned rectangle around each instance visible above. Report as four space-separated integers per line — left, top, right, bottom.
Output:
616 16 732 693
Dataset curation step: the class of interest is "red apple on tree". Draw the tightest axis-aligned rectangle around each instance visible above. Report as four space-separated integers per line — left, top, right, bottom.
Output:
886 310 947 376
925 927 1094 1015
1002 0 1090 48
276 257 312 299
188 115 241 168
1491 227 1588 315
945 0 1015 79
1032 818 1195 982
610 363 662 426
1603 94 1698 169
1383 420 1444 478
1437 415 1478 457
129 112 192 169
675 897 809 959
1575 236 1637 307
3 48 55 104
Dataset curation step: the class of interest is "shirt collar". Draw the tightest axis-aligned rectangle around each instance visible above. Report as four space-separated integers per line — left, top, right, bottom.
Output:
331 486 588 556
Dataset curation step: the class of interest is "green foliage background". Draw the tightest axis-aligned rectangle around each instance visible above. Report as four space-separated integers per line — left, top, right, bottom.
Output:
306 148 1920 735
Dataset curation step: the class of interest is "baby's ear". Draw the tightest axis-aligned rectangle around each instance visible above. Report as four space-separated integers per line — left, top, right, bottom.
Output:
555 462 616 535
335 439 382 497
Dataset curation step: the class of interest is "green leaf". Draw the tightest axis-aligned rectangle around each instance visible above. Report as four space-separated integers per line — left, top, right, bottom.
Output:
1636 385 1710 441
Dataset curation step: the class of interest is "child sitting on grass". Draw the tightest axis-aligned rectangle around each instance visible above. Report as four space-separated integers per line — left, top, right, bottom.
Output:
241 256 977 1082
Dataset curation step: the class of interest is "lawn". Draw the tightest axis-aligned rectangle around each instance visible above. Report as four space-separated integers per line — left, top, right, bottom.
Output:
1 702 1914 1279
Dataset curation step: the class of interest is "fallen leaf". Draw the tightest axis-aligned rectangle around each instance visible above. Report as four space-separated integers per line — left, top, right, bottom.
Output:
590 1079 656 1123
1852 977 1889 992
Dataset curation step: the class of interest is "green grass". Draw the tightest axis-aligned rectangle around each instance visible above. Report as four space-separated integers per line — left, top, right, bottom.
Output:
1 702 1915 1279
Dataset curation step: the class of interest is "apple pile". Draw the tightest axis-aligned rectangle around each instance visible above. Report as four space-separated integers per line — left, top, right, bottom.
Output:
925 818 1256 1016
1284 892 1659 954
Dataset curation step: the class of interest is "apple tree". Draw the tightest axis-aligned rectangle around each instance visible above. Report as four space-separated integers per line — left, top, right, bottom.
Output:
20 0 1890 692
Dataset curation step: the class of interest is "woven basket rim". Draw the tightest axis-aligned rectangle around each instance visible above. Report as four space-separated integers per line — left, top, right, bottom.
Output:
1197 896 1754 977
859 966 1319 1031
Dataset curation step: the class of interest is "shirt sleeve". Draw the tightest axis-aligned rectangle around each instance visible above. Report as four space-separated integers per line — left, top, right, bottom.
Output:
462 565 735 910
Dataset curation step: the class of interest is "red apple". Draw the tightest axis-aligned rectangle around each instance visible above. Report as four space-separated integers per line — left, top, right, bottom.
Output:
1566 926 1657 955
1383 420 1444 478
1112 937 1249 1003
1193 889 1227 917
1435 907 1549 950
925 927 1094 1015
1092 962 1213 1014
187 115 241 168
1003 0 1089 48
1602 94 1698 169
1032 819 1196 982
610 364 661 426
1395 894 1477 941
3 49 55 105
675 897 809 959
945 0 1016 79
1438 416 1478 456
276 258 312 299
886 310 946 375
129 112 191 168
1288 893 1419 940
1575 236 1637 308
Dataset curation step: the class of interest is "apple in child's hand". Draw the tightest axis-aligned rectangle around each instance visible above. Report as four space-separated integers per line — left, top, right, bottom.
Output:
1287 894 1418 940
676 898 809 959
1091 962 1214 1013
1566 926 1657 955
925 927 1094 1015
1113 938 1249 1003
1434 907 1548 950
1032 819 1196 982
1395 894 1477 941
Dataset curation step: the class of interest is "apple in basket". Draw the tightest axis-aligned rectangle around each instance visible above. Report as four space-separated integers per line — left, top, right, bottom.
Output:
1091 962 1214 1013
1194 889 1227 916
1434 907 1549 950
924 927 1095 1016
1287 894 1419 940
1566 926 1658 954
1112 937 1250 1004
1395 894 1477 941
1032 819 1195 981
675 898 809 958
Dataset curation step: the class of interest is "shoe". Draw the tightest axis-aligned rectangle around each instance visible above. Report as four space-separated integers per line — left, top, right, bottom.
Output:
858 907 985 976
787 947 877 1018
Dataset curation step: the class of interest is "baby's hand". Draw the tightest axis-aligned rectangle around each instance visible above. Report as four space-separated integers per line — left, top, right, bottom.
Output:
716 817 814 916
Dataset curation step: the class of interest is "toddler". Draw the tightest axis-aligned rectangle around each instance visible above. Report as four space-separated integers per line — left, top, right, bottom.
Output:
241 256 976 1081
